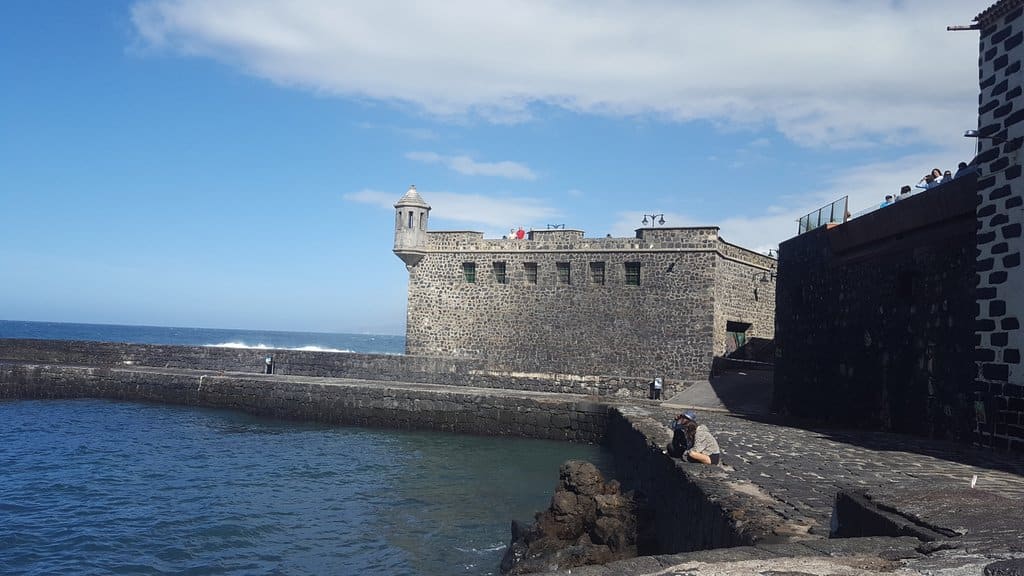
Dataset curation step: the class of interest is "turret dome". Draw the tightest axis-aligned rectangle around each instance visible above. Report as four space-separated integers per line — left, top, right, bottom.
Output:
395 185 430 209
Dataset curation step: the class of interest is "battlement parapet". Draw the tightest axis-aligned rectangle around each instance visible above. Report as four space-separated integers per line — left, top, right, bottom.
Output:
422 227 772 262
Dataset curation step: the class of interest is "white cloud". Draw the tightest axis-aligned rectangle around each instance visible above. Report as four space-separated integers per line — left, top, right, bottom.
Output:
343 189 395 209
405 151 537 180
356 122 438 140
130 0 981 148
343 188 560 236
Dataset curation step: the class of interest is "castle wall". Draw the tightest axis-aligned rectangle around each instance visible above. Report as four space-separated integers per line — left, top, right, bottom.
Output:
974 0 1024 450
773 177 978 440
713 241 777 357
406 229 720 381
402 226 774 381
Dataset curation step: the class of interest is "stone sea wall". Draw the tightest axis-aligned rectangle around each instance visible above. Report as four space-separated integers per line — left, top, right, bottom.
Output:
603 408 781 553
0 339 674 400
0 363 608 442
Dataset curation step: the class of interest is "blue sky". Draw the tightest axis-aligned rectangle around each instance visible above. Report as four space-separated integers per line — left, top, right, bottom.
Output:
1 1 986 335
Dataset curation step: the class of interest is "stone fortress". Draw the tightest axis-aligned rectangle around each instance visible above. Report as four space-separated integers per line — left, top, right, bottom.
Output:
392 186 776 385
4 2 1024 575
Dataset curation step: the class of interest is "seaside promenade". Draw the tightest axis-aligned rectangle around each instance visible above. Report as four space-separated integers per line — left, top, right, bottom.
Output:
3 352 1024 575
597 407 1024 576
563 369 1024 576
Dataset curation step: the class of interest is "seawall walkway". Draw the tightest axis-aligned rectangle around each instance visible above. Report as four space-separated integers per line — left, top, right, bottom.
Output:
2 357 1024 575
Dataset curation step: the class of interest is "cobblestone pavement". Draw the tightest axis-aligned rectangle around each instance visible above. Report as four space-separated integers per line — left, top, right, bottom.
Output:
660 408 1024 537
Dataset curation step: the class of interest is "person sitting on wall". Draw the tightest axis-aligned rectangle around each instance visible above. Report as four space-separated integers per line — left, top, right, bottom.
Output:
665 412 692 458
915 168 943 190
941 170 953 184
880 195 894 208
896 185 912 201
665 411 722 465
955 159 980 179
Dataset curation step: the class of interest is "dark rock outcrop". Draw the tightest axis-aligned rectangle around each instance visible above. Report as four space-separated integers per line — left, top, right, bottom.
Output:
500 460 638 575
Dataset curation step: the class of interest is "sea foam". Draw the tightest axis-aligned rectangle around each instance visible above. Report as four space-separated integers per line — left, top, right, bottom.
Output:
203 342 352 353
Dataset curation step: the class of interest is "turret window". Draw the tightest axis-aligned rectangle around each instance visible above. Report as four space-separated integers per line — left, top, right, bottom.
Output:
408 211 414 229
463 262 476 283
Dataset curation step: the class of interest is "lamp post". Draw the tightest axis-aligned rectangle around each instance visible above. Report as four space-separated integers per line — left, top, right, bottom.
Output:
964 129 1014 155
641 213 666 227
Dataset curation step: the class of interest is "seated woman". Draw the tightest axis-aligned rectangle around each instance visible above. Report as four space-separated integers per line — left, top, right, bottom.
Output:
665 411 722 465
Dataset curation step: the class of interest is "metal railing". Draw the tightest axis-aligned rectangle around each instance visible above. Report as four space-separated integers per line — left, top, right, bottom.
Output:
797 196 848 235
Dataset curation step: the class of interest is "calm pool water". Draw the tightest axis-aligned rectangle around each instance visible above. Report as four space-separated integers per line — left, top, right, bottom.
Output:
0 400 610 575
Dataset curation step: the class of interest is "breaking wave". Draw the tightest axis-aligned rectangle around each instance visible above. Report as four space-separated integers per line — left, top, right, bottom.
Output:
204 341 353 353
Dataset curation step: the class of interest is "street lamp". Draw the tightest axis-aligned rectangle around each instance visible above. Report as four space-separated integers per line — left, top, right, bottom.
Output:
641 213 666 226
964 129 1007 143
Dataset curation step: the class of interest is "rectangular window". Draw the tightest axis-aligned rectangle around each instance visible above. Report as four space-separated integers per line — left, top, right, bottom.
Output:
463 262 476 283
625 262 641 285
589 261 605 284
557 262 571 285
493 261 507 284
419 212 425 230
524 262 538 284
408 211 414 228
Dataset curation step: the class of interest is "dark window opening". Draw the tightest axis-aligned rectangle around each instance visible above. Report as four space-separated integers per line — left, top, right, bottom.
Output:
463 262 476 283
725 321 752 354
408 211 414 229
525 262 538 284
625 262 641 285
493 262 507 284
557 262 571 284
590 262 605 284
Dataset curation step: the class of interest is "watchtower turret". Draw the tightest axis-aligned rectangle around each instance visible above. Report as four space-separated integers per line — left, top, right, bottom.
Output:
393 185 431 269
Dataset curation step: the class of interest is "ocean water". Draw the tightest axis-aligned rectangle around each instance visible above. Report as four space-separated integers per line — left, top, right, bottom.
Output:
0 322 610 575
0 320 405 355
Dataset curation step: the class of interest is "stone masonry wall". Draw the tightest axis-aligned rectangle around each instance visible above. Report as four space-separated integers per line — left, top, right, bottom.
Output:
0 339 674 399
974 0 1024 451
714 245 777 357
404 227 774 382
774 179 978 441
0 363 608 442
